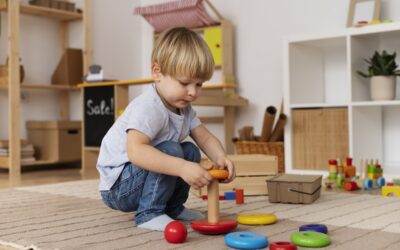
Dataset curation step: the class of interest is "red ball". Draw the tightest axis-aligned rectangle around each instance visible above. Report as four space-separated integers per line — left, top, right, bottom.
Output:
164 221 187 244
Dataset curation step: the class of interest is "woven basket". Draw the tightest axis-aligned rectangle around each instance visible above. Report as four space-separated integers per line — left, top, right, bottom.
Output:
234 139 285 173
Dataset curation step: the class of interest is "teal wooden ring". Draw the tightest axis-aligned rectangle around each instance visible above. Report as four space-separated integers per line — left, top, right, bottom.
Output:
291 231 331 248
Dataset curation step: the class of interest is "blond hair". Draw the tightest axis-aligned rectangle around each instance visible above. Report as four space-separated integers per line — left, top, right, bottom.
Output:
152 27 214 81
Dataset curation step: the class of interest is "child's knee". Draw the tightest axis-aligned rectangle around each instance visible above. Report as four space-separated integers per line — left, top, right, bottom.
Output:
157 141 184 158
181 142 201 162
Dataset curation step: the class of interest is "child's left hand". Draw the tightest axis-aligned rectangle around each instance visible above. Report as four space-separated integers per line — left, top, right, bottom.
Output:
214 156 235 183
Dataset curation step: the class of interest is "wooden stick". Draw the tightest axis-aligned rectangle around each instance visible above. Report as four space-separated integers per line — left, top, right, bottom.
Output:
207 179 219 224
260 106 277 141
269 114 287 142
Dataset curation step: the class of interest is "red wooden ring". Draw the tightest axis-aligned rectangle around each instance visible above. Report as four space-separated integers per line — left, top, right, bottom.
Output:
191 219 237 234
269 241 298 250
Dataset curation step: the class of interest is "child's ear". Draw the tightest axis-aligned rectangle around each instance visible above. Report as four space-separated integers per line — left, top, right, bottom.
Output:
152 63 161 82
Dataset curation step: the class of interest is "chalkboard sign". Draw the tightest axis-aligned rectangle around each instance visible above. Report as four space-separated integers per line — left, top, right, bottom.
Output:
84 86 115 147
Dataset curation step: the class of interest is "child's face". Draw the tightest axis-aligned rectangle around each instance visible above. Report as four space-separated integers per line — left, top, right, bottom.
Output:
156 74 203 112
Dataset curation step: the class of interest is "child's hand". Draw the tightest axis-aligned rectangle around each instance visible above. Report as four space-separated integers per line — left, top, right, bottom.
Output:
180 162 212 189
214 156 236 183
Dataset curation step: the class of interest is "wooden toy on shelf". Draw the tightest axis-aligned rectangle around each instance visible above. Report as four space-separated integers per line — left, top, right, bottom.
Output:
191 169 237 234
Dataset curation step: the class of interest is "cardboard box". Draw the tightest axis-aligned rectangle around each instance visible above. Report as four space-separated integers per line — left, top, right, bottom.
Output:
26 120 81 162
51 49 83 86
266 174 322 204
197 154 278 196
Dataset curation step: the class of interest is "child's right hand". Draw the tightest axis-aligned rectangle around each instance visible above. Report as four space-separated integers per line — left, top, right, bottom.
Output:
180 162 212 189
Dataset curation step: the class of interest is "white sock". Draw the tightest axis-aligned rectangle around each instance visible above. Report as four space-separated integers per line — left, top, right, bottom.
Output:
176 208 205 221
137 214 174 231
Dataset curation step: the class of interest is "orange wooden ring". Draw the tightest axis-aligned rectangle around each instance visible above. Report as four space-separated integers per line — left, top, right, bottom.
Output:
208 169 229 180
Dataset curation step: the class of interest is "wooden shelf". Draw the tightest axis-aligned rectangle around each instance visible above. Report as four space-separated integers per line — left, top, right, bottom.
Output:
0 159 78 168
78 78 154 88
352 100 400 107
194 94 248 107
0 84 80 91
84 147 100 152
0 3 82 21
78 78 237 90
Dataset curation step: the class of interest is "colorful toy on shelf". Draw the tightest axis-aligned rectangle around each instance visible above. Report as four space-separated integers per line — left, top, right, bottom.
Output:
382 186 400 197
164 221 187 244
191 169 237 234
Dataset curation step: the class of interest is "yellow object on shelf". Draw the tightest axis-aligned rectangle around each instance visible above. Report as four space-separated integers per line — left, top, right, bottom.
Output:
237 213 277 225
204 26 222 66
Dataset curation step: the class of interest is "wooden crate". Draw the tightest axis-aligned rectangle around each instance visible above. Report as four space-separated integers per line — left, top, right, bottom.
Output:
194 154 278 197
292 108 349 170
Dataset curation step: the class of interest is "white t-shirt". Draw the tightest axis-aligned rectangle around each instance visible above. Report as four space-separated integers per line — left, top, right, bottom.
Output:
96 84 201 191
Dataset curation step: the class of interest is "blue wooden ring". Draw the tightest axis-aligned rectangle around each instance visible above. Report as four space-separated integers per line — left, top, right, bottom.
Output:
364 178 373 190
291 231 331 248
377 177 386 188
224 232 269 249
299 224 328 234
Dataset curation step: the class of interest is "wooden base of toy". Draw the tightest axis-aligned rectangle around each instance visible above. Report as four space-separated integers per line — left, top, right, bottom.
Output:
191 219 238 234
191 170 237 234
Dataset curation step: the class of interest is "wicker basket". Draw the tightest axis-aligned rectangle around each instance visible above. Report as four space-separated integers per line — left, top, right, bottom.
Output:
234 139 285 173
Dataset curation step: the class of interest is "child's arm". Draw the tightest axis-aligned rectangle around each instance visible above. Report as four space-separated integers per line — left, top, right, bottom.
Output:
127 129 212 189
190 125 236 182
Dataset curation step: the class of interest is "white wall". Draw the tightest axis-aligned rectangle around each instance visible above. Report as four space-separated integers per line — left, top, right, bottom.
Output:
2 0 400 169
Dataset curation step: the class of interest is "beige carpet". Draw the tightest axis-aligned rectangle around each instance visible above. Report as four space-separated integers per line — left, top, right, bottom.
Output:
1 180 400 250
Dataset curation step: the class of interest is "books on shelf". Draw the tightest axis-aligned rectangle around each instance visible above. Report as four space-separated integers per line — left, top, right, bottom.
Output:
0 140 36 165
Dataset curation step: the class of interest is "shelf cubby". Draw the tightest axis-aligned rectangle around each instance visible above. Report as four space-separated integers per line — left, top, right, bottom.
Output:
288 36 348 106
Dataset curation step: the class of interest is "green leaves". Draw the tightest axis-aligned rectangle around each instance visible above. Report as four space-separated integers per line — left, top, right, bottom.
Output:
357 50 400 78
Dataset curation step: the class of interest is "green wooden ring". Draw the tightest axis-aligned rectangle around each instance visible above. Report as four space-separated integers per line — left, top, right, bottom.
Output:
290 231 331 248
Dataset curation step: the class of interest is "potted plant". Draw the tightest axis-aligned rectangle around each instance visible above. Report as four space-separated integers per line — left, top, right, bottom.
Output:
357 50 400 101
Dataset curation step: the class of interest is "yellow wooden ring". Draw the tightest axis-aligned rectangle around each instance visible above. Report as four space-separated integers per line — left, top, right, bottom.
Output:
208 169 229 180
237 213 277 225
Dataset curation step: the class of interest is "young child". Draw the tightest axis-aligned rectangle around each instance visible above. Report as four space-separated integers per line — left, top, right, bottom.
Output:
97 27 236 231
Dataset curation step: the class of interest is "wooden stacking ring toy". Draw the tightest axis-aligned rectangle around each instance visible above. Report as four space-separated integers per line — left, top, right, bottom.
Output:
191 169 237 234
224 232 269 249
269 241 298 250
237 213 277 225
290 231 331 248
208 169 229 179
299 224 328 234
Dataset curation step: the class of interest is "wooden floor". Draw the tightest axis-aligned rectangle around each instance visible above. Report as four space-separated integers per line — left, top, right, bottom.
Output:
0 163 99 189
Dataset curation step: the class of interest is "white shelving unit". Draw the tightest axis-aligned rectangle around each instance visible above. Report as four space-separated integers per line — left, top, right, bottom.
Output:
284 22 400 178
